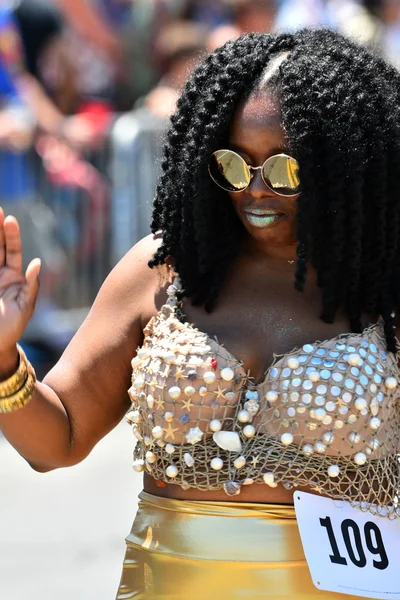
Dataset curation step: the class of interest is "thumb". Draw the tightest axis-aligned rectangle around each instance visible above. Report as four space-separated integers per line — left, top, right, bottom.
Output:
25 258 41 305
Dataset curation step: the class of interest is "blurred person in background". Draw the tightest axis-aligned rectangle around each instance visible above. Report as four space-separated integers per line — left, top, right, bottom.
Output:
53 0 128 111
324 0 381 47
207 1 277 53
123 0 206 105
378 0 400 69
53 0 191 110
274 0 327 30
144 19 207 118
233 0 277 33
181 0 233 27
0 0 110 370
0 0 94 261
142 1 280 119
13 0 107 149
53 0 196 110
207 22 242 51
274 0 381 47
0 0 66 369
55 0 126 69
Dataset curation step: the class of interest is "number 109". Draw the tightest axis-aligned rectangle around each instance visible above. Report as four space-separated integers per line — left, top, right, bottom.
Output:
320 516 389 570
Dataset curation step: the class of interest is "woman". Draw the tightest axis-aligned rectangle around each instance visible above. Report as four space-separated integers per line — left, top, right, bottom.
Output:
0 28 399 599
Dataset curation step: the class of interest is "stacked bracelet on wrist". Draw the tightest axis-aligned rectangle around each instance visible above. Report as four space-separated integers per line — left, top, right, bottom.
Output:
0 345 37 413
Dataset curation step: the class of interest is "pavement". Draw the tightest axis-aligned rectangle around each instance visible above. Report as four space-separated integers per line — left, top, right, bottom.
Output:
0 421 140 600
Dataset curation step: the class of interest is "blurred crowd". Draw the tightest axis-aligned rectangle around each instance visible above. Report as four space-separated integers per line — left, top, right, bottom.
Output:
1 0 400 371
1 0 399 153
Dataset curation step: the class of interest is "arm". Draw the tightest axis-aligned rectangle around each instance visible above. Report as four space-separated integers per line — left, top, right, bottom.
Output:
0 8 96 147
54 0 122 62
16 72 109 150
0 7 63 134
0 213 168 471
15 72 66 134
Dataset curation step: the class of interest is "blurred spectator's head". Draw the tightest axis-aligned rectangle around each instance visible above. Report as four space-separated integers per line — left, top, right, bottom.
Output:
154 20 207 88
232 0 277 33
146 20 207 118
207 24 241 52
380 0 400 24
363 0 384 18
181 0 233 26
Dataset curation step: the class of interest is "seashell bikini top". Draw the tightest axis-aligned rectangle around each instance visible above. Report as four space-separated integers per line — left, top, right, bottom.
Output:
127 279 400 518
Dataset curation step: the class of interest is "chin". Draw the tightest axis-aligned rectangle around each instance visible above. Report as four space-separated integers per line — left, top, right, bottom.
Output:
241 215 296 247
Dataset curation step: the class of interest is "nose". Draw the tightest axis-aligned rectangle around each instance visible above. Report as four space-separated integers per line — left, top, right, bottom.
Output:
247 167 270 197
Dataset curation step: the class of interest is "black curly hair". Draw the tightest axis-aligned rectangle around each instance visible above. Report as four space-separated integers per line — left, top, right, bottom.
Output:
149 28 400 352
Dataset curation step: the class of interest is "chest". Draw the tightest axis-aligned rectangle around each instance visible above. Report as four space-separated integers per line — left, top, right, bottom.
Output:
180 270 355 384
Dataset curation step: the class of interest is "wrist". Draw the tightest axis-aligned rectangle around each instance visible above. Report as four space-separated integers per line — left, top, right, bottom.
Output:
0 346 19 381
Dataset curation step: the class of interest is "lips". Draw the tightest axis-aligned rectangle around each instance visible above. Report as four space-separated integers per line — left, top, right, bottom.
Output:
245 208 284 216
243 207 285 228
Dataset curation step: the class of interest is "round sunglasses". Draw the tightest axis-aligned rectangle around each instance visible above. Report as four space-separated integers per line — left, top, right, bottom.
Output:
208 149 300 197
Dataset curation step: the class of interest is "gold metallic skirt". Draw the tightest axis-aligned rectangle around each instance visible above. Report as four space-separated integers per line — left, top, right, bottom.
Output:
116 491 365 599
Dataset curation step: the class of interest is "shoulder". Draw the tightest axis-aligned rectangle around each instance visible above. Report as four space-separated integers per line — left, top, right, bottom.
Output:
96 233 173 326
113 232 171 288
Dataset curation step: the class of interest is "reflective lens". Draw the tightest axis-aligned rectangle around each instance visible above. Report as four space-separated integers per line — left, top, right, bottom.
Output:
263 154 300 196
208 150 250 192
208 149 300 196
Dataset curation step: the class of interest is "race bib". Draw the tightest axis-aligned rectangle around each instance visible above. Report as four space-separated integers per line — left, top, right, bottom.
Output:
294 491 400 599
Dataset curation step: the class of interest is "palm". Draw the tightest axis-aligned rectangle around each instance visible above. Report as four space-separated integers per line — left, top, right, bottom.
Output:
0 207 41 350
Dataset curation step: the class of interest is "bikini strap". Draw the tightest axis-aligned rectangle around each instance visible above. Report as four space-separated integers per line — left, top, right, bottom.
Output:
172 275 182 291
164 275 183 313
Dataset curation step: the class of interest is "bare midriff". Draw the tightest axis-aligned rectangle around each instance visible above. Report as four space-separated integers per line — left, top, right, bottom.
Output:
143 473 322 503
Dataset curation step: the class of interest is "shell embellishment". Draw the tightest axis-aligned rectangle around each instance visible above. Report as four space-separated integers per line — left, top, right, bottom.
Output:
221 368 234 381
184 453 195 467
244 398 259 416
213 431 242 452
185 427 204 445
223 481 241 496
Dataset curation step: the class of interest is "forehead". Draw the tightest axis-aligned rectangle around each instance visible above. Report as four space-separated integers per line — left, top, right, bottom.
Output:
229 89 285 151
236 88 281 124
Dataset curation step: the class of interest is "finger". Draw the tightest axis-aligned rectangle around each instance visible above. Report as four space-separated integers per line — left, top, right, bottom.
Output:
25 258 41 309
4 215 22 274
0 206 5 267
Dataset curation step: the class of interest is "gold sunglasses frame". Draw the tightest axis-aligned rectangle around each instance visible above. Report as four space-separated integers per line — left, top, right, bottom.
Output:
208 149 300 197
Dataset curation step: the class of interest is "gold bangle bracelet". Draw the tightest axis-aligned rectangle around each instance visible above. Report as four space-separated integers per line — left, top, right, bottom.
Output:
0 364 37 414
0 345 29 398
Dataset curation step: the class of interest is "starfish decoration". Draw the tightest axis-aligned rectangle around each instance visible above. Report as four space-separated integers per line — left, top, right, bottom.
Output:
154 397 165 410
335 398 347 407
174 366 186 382
146 362 154 375
251 455 260 468
313 485 323 494
214 384 227 399
161 364 171 378
182 397 194 412
163 422 179 441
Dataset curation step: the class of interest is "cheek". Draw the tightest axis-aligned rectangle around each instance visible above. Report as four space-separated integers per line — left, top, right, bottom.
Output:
287 197 300 216
227 192 246 212
227 195 240 217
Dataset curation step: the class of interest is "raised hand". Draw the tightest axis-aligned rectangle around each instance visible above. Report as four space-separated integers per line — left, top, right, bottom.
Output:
0 207 41 354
